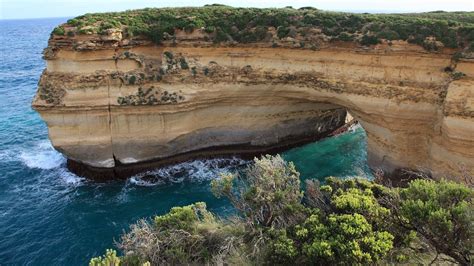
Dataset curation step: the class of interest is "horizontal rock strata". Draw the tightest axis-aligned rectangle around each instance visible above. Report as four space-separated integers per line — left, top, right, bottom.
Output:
33 26 474 180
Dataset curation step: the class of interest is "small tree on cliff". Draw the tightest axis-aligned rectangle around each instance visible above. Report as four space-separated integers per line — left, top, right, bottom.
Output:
211 154 306 229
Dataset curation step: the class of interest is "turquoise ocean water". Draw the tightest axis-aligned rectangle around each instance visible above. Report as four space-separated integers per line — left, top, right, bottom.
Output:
0 18 371 265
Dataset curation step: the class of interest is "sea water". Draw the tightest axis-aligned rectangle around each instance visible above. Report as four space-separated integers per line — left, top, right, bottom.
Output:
0 18 371 265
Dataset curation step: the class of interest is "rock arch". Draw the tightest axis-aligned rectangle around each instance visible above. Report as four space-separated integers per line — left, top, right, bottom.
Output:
34 44 474 180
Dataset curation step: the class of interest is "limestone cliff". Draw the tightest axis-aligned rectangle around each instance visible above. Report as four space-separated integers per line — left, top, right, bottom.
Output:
33 7 474 180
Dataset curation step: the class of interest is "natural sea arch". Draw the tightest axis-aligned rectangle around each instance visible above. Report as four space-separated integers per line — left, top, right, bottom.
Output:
35 45 474 180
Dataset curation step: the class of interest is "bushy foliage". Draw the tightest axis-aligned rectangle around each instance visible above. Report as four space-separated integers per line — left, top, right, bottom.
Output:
277 26 291 39
263 177 394 264
117 202 245 265
178 58 189 69
293 212 394 264
398 179 473 264
91 155 473 265
336 32 354 41
211 155 305 228
89 249 121 266
52 26 65 36
360 34 381 46
60 6 473 51
98 20 121 35
377 29 400 40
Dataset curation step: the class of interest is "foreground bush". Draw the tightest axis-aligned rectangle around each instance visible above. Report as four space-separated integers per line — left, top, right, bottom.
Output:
90 155 473 265
211 155 305 229
116 202 245 265
397 179 473 264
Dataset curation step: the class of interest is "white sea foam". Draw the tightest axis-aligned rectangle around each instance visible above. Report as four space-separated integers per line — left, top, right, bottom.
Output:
0 150 14 162
5 139 86 185
57 167 84 185
19 140 65 170
348 122 363 132
129 157 248 186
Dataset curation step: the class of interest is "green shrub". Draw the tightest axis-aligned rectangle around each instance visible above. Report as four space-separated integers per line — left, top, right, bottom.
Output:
147 25 165 44
212 155 305 229
360 34 381 46
211 156 396 264
89 249 121 266
128 75 136 85
277 26 291 39
98 20 120 35
377 29 400 40
451 71 466 80
191 66 197 76
67 18 81 26
268 230 298 263
154 202 210 231
337 32 354 41
398 179 473 264
214 27 229 43
78 27 95 35
118 202 244 265
294 212 394 264
52 26 65 36
179 58 189 69
90 155 473 265
255 26 268 41
204 25 216 33
163 51 173 59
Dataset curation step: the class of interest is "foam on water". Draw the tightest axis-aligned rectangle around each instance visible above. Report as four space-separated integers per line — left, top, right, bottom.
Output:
129 157 249 186
347 122 363 133
19 140 65 170
56 167 85 185
7 139 85 185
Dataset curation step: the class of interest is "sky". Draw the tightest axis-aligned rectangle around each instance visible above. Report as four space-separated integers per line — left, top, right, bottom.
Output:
0 0 473 20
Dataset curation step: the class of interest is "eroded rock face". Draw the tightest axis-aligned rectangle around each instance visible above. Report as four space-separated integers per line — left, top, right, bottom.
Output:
33 33 474 180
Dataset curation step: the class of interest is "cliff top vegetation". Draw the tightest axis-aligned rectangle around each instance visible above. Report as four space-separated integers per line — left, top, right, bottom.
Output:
52 6 474 52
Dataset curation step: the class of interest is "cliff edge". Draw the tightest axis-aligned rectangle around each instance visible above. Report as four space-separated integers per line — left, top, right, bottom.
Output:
32 7 474 180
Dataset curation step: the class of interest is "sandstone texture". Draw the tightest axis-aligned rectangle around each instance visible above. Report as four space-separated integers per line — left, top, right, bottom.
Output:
33 13 474 180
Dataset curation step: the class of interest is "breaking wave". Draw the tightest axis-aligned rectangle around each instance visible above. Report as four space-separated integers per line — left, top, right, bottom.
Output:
19 140 65 170
129 157 249 186
9 139 84 185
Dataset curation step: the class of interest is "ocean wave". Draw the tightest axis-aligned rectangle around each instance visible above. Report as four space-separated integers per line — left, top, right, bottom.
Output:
5 139 85 185
18 140 65 170
56 167 84 185
129 157 249 186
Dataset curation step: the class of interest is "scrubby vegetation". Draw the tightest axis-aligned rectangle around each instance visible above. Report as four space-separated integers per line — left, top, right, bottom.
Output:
52 26 65 36
38 84 65 105
90 155 473 265
57 6 473 51
117 86 184 106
